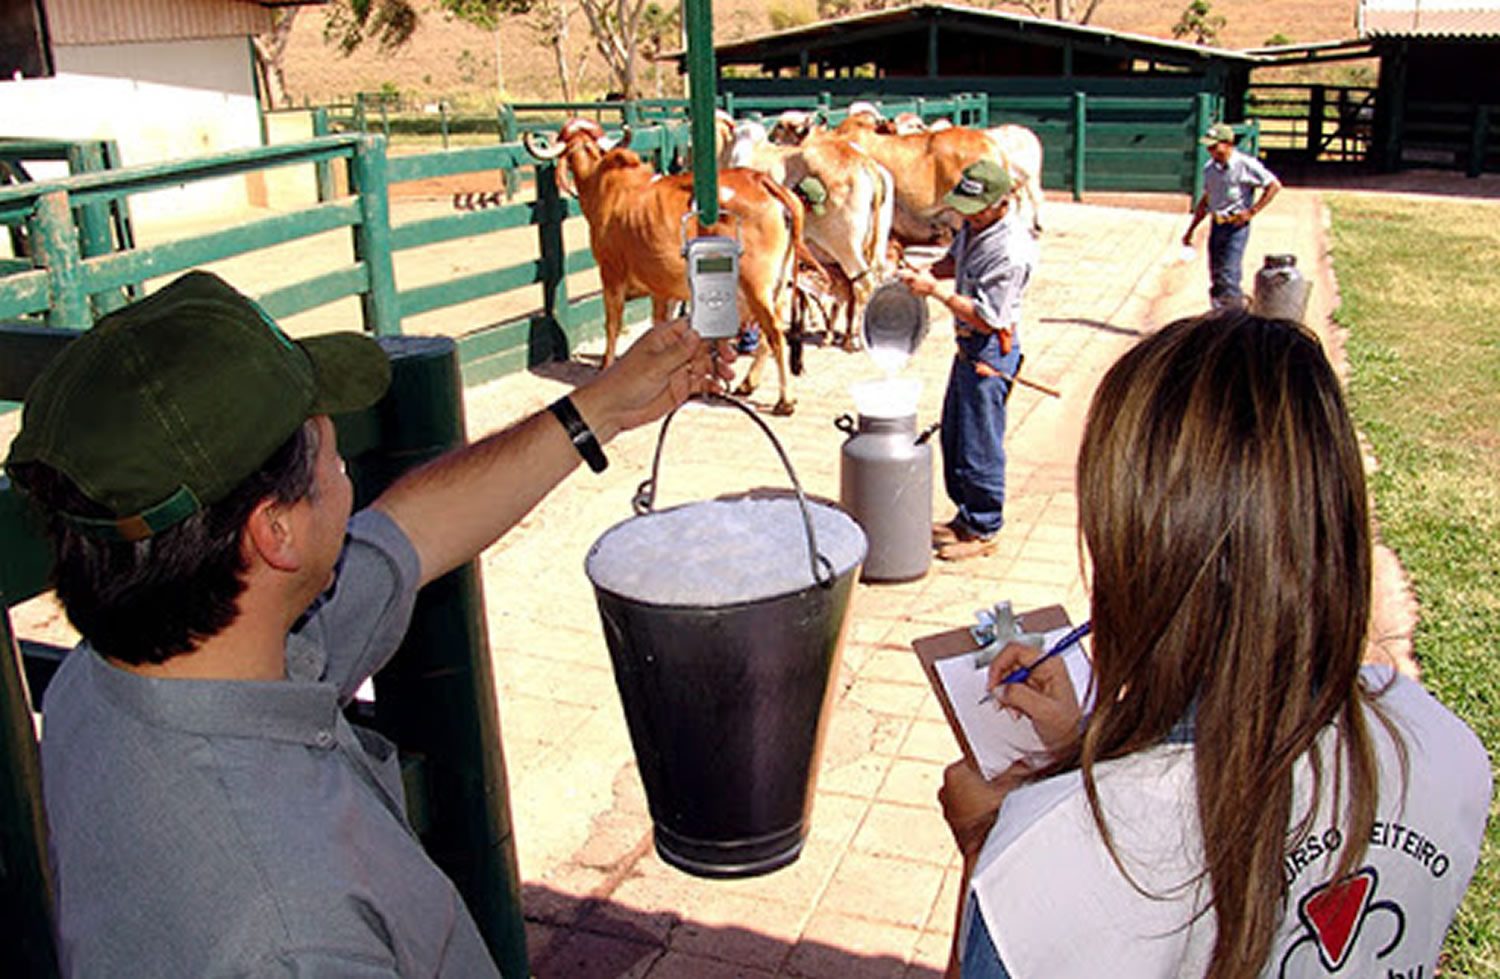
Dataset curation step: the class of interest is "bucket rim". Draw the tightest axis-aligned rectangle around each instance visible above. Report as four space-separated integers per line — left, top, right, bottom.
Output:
585 492 868 609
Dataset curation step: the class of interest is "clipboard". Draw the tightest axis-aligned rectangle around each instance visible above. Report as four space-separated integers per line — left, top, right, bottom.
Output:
912 604 1072 772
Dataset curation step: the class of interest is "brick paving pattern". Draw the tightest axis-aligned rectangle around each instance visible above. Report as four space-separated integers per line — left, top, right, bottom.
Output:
466 190 1338 977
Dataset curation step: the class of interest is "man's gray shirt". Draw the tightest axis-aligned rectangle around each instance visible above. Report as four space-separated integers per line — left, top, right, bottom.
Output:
1202 149 1277 219
947 211 1033 334
40 509 501 977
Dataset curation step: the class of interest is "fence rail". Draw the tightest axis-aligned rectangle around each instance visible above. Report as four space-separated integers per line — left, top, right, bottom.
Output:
1247 83 1375 164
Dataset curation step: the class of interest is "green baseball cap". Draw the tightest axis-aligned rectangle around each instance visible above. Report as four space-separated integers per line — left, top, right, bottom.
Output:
943 158 1014 215
1200 122 1237 146
5 271 390 542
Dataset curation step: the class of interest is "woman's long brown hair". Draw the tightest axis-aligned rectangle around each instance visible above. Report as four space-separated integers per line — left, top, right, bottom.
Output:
1062 311 1381 978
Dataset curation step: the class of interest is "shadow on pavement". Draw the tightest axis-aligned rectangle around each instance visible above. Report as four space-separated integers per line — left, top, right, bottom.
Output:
1038 316 1143 338
524 883 943 978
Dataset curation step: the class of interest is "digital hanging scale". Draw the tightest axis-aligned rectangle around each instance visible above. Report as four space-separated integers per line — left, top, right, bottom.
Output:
681 210 741 340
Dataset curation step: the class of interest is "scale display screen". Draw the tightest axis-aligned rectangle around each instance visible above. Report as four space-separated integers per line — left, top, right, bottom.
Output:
695 255 735 275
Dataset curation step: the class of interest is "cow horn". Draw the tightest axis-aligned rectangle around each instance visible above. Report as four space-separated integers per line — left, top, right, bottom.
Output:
522 129 567 161
601 126 633 151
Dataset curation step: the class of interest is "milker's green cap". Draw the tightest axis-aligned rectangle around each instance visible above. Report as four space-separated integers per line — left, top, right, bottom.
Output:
5 271 390 541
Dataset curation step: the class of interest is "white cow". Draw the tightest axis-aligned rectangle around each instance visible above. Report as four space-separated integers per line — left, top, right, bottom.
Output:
721 115 896 351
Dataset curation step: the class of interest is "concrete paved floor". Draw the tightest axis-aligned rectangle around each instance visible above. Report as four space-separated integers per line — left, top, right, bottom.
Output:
459 189 1342 977
2 184 1378 978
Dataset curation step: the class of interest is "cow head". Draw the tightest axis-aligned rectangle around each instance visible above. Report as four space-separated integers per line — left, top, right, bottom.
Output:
890 112 927 136
769 109 817 146
728 119 769 168
522 118 636 197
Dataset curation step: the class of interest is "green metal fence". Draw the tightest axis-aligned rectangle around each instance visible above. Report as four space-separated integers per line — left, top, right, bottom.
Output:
0 124 702 395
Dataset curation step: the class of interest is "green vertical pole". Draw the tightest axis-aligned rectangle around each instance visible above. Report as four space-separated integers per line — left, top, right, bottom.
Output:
30 192 90 330
68 142 128 315
1192 92 1213 201
1307 85 1326 158
0 597 59 979
1468 103 1488 177
1072 91 1086 201
499 107 520 198
348 135 402 337
440 103 450 151
342 336 528 979
312 108 335 203
355 92 368 133
684 0 719 225
535 160 570 341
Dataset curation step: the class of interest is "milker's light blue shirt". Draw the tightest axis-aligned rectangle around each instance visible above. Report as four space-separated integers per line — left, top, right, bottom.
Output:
1203 148 1278 220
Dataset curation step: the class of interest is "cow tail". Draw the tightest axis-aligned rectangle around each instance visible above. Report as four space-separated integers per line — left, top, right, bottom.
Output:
758 173 820 376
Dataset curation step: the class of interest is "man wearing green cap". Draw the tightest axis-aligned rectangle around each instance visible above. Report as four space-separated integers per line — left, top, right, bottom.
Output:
897 157 1034 561
1183 122 1282 310
4 270 731 976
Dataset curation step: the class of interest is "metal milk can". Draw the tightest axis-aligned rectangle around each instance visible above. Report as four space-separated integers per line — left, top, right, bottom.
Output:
1252 254 1311 323
836 381 934 583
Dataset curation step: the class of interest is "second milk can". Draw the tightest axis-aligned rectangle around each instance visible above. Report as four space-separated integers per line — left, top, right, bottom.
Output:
1252 254 1311 323
837 377 933 582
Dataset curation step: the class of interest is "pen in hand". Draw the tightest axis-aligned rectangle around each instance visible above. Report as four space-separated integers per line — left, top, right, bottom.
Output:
978 620 1092 706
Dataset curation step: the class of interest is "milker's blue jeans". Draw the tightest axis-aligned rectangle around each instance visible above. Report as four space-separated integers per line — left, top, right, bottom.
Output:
1208 220 1251 308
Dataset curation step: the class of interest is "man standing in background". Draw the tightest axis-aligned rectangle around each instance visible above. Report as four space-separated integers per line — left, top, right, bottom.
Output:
1183 122 1281 310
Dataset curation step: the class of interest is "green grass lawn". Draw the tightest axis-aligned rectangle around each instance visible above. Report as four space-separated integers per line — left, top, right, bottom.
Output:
1328 193 1500 977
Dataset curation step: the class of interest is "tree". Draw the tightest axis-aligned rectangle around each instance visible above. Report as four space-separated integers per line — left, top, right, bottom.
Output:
573 0 675 99
309 0 592 101
323 0 421 54
1172 0 1225 46
251 9 299 109
637 2 682 97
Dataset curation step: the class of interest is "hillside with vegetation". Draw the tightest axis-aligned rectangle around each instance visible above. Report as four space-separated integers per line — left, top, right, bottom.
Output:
275 0 1364 109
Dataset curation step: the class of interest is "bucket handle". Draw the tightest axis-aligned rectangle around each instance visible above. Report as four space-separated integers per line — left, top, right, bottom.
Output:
632 393 837 588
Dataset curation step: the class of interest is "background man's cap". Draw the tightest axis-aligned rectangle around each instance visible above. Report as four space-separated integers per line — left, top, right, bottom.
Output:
1201 122 1237 146
5 271 391 541
943 158 1014 215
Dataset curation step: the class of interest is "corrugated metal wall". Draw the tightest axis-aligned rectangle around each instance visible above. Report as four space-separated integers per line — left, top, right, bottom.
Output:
45 0 274 45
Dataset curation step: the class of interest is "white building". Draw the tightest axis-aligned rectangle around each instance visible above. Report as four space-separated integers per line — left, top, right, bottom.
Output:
0 0 308 220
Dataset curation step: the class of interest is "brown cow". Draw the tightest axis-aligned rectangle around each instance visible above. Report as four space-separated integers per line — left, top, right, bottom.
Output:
825 114 1044 241
523 118 818 414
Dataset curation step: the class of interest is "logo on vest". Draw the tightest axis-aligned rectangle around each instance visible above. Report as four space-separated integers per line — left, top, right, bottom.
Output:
1278 867 1405 976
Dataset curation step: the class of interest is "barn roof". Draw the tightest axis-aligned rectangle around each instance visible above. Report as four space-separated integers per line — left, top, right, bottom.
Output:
1359 0 1500 38
691 2 1262 72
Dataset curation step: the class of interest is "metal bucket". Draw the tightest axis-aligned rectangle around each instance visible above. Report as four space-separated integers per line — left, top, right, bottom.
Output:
585 395 866 878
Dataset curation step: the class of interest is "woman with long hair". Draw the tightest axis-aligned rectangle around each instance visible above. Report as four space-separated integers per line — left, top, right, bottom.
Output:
941 311 1489 979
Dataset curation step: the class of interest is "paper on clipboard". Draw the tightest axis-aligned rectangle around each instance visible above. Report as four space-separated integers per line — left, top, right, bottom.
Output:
933 626 1093 779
